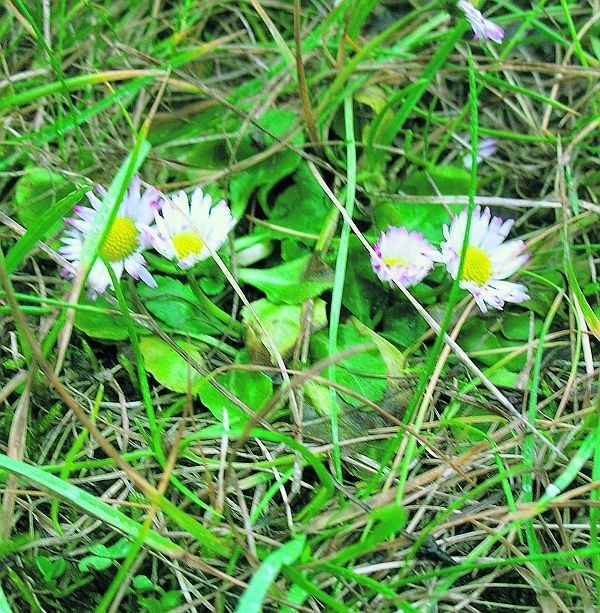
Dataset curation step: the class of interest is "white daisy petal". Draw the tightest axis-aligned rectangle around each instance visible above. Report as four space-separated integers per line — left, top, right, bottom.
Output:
87 260 113 296
439 206 529 312
86 191 103 210
126 175 142 216
150 187 235 269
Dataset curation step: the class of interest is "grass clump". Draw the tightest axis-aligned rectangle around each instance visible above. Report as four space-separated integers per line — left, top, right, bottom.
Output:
0 1 598 611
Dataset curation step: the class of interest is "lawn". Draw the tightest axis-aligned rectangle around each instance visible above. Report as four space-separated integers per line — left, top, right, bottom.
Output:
0 1 599 611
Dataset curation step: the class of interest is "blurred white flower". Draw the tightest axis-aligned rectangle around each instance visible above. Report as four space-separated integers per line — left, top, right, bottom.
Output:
372 226 437 287
146 187 234 269
463 137 497 169
458 0 505 44
59 176 158 296
438 206 529 312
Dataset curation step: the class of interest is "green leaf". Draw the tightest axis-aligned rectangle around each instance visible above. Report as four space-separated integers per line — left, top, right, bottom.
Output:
349 317 406 379
381 307 429 349
35 556 66 582
14 169 73 230
565 241 600 340
73 296 132 341
132 575 162 593
238 255 334 304
367 504 408 546
502 312 542 341
342 238 385 324
229 109 303 219
242 298 327 365
140 336 205 393
269 163 330 237
235 535 306 613
196 366 273 424
90 537 131 559
311 325 387 407
460 319 526 372
139 591 182 613
137 276 224 336
72 296 148 341
78 555 113 573
487 367 520 388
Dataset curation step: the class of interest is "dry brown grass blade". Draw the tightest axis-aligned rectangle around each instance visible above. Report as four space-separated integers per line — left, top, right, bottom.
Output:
293 0 321 151
1 366 34 538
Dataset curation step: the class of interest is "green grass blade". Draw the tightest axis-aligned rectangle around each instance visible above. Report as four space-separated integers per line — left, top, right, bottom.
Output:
234 535 306 613
0 453 187 558
4 187 88 274
327 95 357 484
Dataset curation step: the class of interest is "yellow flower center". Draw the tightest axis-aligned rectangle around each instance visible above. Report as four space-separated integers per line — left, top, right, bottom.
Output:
171 231 204 260
383 256 409 268
101 217 139 262
462 246 492 285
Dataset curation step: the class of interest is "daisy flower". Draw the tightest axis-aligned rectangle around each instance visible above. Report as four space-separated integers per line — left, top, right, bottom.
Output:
438 206 529 313
59 176 159 296
457 0 505 44
371 226 437 288
146 186 234 269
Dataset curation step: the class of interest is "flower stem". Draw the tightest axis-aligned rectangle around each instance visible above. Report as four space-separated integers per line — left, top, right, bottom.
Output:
186 272 244 337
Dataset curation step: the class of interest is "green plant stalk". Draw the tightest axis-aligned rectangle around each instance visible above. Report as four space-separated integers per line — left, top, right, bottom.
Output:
0 70 164 113
4 187 89 274
0 582 12 613
441 419 518 515
81 140 151 274
110 279 217 512
375 46 480 503
0 246 228 556
182 423 334 521
426 465 528 591
105 260 164 465
559 0 588 67
327 95 357 484
521 290 563 577
4 565 39 613
0 452 216 557
476 72 574 113
0 306 52 315
0 290 127 313
235 535 306 613
431 0 561 166
281 566 350 613
538 428 597 510
186 272 244 336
